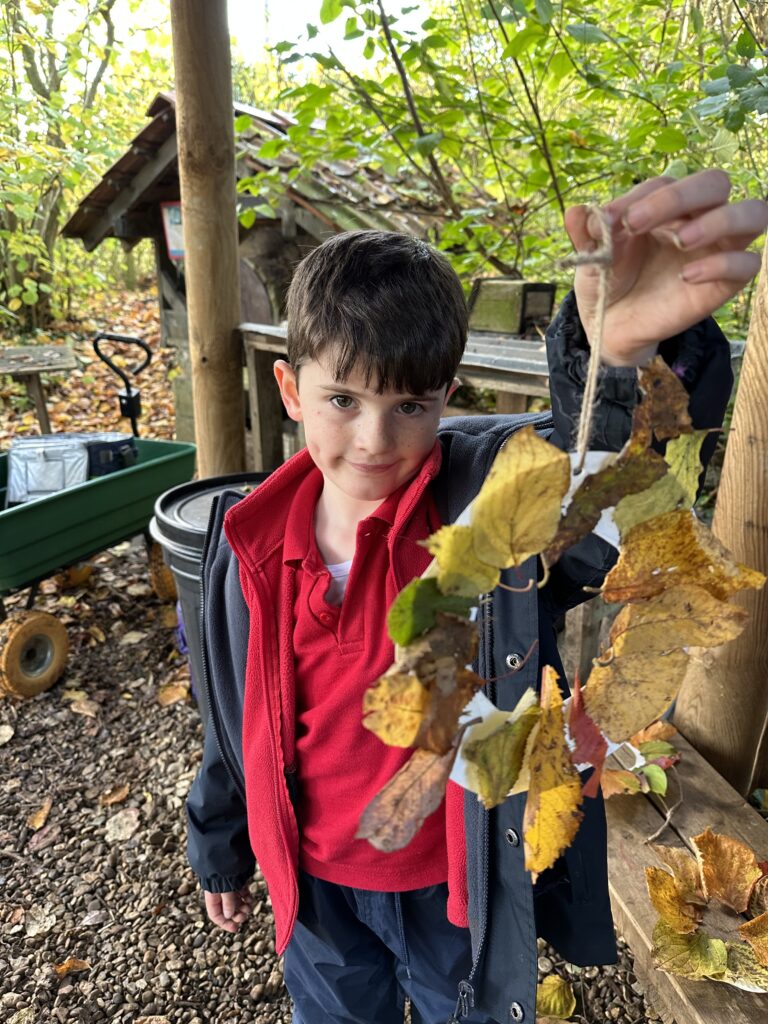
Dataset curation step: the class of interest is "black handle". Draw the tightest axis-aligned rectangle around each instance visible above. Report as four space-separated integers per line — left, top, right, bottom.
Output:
92 333 152 388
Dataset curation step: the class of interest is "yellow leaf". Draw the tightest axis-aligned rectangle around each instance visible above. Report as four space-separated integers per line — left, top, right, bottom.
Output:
738 911 768 968
613 471 687 536
88 625 106 643
608 585 748 657
53 957 91 977
27 797 53 831
362 670 429 748
650 844 706 906
99 783 130 807
471 426 570 568
718 941 768 993
424 524 500 596
70 698 100 718
665 430 709 505
463 703 540 809
157 684 189 707
645 866 703 934
602 510 766 604
583 647 689 743
651 919 727 979
691 828 763 913
536 975 576 1019
8 297 22 312
600 768 644 798
523 667 583 877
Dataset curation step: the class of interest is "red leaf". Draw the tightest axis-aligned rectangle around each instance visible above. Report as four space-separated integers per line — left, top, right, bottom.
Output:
569 676 608 798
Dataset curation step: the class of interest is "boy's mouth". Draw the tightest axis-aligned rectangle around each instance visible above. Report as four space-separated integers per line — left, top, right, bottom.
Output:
348 461 397 475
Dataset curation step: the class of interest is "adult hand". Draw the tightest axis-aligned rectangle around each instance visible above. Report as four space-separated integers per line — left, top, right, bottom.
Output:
203 887 254 933
566 170 768 366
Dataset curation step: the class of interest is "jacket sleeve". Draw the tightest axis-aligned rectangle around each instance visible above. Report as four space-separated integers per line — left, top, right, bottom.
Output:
186 722 255 893
541 290 733 616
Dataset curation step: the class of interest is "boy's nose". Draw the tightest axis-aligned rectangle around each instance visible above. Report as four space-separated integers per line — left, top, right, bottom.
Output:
355 413 394 454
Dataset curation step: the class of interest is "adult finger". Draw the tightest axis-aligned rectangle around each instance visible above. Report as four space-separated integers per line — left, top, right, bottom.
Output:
681 249 762 285
671 199 768 251
603 176 677 224
622 169 732 234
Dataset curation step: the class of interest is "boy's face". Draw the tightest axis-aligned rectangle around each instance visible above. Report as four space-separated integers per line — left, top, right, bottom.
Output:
274 351 457 506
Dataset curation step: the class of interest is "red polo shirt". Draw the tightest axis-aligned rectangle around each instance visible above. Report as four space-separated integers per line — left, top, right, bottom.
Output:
285 462 449 891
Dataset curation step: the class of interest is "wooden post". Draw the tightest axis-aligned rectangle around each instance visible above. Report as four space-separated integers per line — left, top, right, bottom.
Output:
673 238 768 794
170 0 245 477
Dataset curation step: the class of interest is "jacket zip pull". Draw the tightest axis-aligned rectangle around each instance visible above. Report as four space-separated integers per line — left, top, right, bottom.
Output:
449 979 474 1020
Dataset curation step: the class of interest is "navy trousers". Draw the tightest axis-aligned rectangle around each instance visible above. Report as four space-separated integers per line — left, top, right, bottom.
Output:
284 871 497 1024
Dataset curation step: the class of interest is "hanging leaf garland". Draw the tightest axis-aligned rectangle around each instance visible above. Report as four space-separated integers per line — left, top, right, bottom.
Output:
358 357 765 879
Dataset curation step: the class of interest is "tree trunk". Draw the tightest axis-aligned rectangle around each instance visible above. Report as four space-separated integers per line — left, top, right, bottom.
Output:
673 238 768 794
170 0 245 476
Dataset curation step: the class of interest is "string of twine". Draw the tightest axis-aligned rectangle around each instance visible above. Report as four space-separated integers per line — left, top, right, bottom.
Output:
559 205 614 473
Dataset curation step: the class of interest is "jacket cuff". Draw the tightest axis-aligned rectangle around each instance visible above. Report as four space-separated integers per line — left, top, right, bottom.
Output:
199 870 254 894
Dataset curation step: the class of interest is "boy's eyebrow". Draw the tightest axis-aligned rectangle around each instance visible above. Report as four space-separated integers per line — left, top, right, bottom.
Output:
317 384 442 402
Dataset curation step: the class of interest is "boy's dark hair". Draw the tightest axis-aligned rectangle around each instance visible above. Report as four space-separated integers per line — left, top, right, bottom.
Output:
286 230 467 394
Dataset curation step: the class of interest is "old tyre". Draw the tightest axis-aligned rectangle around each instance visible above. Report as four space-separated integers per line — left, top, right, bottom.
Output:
148 542 177 603
0 611 69 698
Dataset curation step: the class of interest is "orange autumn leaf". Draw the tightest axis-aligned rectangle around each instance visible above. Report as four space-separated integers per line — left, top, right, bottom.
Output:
53 958 91 977
27 797 53 831
738 911 768 968
645 866 703 934
99 783 130 807
602 510 766 605
523 667 583 878
691 828 763 913
631 720 678 747
600 769 645 798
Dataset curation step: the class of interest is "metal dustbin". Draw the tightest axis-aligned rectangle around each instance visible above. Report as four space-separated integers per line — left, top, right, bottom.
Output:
150 473 267 723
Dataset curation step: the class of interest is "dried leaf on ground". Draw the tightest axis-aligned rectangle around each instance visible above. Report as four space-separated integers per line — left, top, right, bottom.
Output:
738 911 768 967
99 783 130 807
691 828 763 913
583 647 689 743
638 356 693 440
26 797 52 831
159 605 179 629
53 957 91 977
357 746 457 852
463 700 540 809
24 903 56 936
386 577 473 647
105 807 140 844
567 676 608 799
0 724 15 746
424 524 500 597
602 510 766 604
88 625 106 643
651 920 727 980
650 845 707 906
157 684 190 707
523 667 583 878
70 698 100 718
536 974 576 1019
120 630 147 646
26 822 62 852
471 426 569 568
645 866 703 934
719 941 768 993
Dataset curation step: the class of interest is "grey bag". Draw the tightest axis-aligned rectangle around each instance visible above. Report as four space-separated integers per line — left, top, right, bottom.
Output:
6 437 89 505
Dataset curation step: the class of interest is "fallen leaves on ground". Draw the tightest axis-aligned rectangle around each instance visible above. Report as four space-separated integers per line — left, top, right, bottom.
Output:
645 866 703 934
0 724 15 746
52 957 91 977
26 797 52 831
651 919 727 980
99 783 130 807
535 974 576 1019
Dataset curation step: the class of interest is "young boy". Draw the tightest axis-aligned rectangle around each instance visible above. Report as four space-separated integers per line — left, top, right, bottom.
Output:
187 170 767 1023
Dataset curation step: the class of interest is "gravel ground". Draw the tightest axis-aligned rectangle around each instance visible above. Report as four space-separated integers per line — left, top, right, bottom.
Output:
0 543 667 1024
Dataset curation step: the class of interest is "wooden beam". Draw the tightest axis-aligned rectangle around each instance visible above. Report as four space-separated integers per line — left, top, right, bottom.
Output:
82 134 178 251
674 238 768 794
170 0 245 477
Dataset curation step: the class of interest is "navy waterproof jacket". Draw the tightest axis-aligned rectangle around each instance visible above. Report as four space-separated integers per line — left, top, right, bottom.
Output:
187 293 732 1023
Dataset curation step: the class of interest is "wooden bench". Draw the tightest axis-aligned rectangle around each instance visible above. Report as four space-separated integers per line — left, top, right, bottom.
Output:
240 322 550 472
606 733 768 1024
0 346 78 434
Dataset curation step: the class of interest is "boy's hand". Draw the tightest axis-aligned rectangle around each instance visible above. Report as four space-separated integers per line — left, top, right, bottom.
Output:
203 887 254 933
566 170 768 366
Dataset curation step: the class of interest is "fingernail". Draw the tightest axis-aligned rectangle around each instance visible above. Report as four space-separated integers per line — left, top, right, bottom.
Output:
624 206 650 233
680 264 705 283
677 222 702 249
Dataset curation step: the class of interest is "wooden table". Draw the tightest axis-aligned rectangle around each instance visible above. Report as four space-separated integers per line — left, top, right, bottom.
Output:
0 345 78 434
241 322 550 472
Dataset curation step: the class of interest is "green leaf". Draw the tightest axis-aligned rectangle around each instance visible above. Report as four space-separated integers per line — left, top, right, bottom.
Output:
724 105 747 132
21 290 38 305
234 114 252 133
363 37 376 60
690 6 704 34
257 138 287 160
640 763 669 796
239 208 256 229
566 23 610 45
535 0 553 25
273 40 295 53
344 16 363 39
702 77 730 96
727 64 755 89
639 740 677 760
549 51 573 83
306 22 318 39
654 127 687 153
694 93 730 118
386 577 473 646
502 25 544 59
411 131 444 156
319 0 343 24
664 159 688 180
736 31 757 60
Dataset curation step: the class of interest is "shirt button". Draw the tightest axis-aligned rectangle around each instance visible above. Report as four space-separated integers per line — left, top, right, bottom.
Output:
505 828 520 847
505 652 523 670
319 612 332 623
509 1002 524 1021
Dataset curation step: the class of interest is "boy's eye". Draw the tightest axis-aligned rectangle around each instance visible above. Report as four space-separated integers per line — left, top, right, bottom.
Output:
399 402 425 416
330 395 355 409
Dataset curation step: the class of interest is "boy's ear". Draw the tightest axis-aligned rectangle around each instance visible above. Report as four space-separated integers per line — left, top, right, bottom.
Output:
443 377 461 409
273 359 303 422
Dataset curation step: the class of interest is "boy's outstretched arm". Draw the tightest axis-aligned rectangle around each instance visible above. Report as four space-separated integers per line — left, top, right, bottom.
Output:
568 169 768 367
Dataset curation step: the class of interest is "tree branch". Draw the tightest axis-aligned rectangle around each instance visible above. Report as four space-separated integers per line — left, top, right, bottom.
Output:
83 0 118 110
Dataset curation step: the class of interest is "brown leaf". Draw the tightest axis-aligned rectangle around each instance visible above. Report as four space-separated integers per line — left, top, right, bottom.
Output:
630 720 678 746
602 510 766 604
27 797 53 831
638 356 693 440
748 875 768 919
157 684 189 707
357 747 457 852
738 911 768 967
691 828 762 913
600 769 645 798
160 605 179 629
53 957 91 977
646 866 703 934
650 844 706 906
70 699 99 718
26 823 62 852
120 630 147 645
99 783 130 807
567 676 608 798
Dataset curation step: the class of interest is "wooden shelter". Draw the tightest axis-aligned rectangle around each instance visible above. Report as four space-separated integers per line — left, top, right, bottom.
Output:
62 91 487 442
